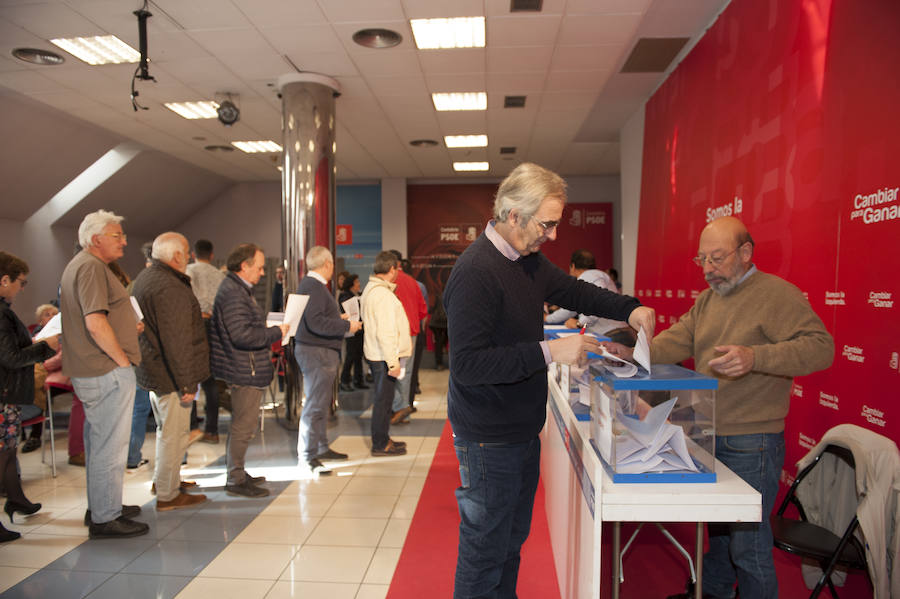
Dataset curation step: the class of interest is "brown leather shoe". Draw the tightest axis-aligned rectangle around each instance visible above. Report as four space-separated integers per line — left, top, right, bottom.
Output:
200 433 219 444
372 440 407 457
156 491 207 511
390 407 413 424
187 429 205 445
151 480 199 495
68 452 86 466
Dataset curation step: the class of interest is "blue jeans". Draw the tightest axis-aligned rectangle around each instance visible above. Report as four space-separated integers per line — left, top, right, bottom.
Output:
704 432 785 599
453 437 541 599
368 360 396 451
127 386 151 467
392 336 415 413
71 367 136 524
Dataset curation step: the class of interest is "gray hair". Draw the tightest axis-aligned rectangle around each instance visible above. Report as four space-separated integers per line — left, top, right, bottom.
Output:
306 245 333 270
78 209 124 249
151 232 188 264
493 162 567 224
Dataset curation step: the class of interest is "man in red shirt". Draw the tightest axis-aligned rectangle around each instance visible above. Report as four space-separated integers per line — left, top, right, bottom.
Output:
388 250 427 423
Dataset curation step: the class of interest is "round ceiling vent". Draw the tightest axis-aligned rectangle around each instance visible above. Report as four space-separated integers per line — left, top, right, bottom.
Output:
409 139 439 147
12 47 65 65
204 145 234 152
352 28 402 49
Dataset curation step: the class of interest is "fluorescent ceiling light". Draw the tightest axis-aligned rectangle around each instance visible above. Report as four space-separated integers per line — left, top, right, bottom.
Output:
453 161 489 172
432 92 487 111
445 134 488 148
164 101 220 119
232 141 283 153
49 35 140 65
411 17 485 49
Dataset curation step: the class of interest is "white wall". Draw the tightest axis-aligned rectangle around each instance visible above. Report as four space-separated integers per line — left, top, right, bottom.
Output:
619 108 646 296
380 178 407 257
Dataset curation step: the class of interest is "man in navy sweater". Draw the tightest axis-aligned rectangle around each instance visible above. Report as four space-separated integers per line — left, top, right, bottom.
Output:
444 162 656 598
295 246 362 475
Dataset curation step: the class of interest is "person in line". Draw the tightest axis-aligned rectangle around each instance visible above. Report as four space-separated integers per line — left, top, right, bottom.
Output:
208 243 289 498
185 239 226 444
388 251 426 425
23 303 60 454
338 273 366 391
132 233 210 512
60 210 149 539
361 251 411 457
544 248 634 345
612 216 834 599
444 162 655 597
428 290 448 371
126 243 153 472
0 251 59 542
295 246 362 475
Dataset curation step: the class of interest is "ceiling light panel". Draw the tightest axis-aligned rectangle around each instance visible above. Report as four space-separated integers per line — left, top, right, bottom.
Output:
453 161 489 171
49 36 140 65
411 17 485 49
444 134 488 148
232 141 283 153
432 92 487 111
164 101 220 119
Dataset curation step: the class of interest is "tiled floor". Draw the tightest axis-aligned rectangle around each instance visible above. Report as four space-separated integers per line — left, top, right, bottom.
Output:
0 369 449 599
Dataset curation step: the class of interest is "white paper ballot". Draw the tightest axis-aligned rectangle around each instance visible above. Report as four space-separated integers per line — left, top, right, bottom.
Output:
397 356 409 380
33 313 61 340
266 312 284 328
130 296 144 321
281 294 309 346
613 397 698 473
341 296 360 321
595 346 638 378
633 326 652 374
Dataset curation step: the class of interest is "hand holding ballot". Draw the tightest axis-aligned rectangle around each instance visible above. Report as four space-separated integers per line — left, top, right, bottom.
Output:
548 330 603 367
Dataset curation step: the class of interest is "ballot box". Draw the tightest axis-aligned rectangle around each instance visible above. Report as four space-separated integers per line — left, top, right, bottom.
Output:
589 363 717 483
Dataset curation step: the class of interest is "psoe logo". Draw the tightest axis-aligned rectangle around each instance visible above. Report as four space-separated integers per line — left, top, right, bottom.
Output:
798 432 817 451
825 291 846 306
868 291 894 309
842 345 865 364
861 405 887 428
891 352 899 372
568 209 583 228
818 391 839 411
791 383 803 398
585 210 606 225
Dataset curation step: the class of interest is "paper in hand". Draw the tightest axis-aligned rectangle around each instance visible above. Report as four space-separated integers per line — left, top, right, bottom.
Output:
633 326 652 374
130 297 144 321
34 313 61 340
281 294 310 345
596 346 638 378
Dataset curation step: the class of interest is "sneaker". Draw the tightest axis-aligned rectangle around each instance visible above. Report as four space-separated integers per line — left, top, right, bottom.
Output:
305 458 332 476
68 452 85 466
89 516 150 539
156 491 208 511
372 440 407 456
84 504 141 526
151 480 199 495
315 448 349 461
225 479 269 498
200 433 219 444
126 458 149 471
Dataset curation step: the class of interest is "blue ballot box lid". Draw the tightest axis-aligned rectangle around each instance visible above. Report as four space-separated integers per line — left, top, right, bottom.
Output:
590 362 718 390
543 326 610 342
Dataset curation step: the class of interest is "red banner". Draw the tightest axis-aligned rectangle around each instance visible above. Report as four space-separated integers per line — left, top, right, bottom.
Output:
637 0 900 472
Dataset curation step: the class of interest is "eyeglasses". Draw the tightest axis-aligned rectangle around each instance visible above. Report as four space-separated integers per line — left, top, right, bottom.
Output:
692 246 740 268
534 219 560 233
102 232 127 242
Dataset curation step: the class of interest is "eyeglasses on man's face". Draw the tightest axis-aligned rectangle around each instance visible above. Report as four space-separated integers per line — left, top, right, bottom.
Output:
692 245 742 268
102 232 127 242
534 218 560 233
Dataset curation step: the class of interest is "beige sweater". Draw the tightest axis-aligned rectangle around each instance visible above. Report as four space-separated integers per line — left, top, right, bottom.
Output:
361 276 411 370
651 269 834 436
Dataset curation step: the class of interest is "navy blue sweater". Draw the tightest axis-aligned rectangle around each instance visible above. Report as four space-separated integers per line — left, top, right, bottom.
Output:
294 275 349 353
444 234 641 443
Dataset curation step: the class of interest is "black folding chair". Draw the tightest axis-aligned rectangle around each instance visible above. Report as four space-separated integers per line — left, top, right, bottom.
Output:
771 444 869 598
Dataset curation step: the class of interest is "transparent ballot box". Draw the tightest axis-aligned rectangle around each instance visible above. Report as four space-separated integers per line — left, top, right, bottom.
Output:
544 325 609 422
589 363 717 483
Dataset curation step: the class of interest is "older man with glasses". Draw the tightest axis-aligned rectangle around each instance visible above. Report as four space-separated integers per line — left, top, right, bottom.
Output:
612 216 834 599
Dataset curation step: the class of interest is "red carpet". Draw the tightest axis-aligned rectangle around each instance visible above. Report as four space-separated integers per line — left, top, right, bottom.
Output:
388 420 561 598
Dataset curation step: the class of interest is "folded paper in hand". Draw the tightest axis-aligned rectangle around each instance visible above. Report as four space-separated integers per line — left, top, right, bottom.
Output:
33 313 61 341
614 397 698 474
267 294 310 346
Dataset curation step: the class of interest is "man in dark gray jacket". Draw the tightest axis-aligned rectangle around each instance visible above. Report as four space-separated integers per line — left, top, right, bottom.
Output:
295 246 362 475
132 232 209 511
208 243 289 497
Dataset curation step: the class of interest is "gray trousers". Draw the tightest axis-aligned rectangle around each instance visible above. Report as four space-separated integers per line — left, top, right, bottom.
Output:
296 345 340 462
149 391 191 502
226 384 264 485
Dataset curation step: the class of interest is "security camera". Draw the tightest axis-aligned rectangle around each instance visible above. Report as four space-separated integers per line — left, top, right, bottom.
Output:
217 100 240 126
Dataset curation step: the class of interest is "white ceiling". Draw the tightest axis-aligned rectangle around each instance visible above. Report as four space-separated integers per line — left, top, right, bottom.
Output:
0 0 728 183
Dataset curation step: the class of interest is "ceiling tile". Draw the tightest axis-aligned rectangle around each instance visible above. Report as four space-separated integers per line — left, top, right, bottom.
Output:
0 3 104 39
487 46 553 73
232 0 327 28
545 70 612 92
318 0 406 24
400 0 484 19
487 15 561 47
150 0 251 31
418 48 485 75
558 14 642 45
550 45 622 72
565 0 652 15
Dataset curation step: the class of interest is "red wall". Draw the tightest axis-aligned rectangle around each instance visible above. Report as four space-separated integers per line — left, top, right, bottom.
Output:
636 0 900 474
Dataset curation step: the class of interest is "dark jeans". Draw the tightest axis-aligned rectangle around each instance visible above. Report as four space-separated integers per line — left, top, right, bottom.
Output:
340 334 364 385
431 326 448 367
127 386 151 467
453 436 541 599
367 360 396 451
704 432 785 599
409 327 426 406
201 375 219 434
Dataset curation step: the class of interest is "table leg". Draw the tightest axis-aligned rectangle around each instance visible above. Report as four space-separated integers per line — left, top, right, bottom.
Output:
612 521 621 599
694 521 703 599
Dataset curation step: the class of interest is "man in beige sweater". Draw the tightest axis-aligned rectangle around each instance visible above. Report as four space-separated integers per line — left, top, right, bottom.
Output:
620 217 834 599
